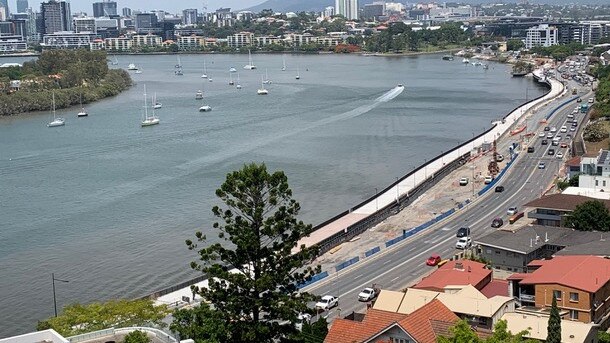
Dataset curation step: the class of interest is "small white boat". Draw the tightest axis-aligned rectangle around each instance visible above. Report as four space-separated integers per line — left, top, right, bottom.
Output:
47 93 65 127
135 69 142 74
229 72 234 86
77 93 88 117
127 63 138 70
295 66 300 80
195 90 203 100
462 58 470 64
229 67 237 73
483 64 489 69
201 60 208 78
244 50 257 70
199 105 212 112
236 73 242 89
257 76 268 95
111 56 118 65
141 85 160 127
281 55 286 71
208 77 213 82
263 68 272 84
152 93 162 109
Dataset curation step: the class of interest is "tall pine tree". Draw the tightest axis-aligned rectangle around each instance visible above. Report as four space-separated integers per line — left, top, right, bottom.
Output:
182 163 320 343
547 295 562 343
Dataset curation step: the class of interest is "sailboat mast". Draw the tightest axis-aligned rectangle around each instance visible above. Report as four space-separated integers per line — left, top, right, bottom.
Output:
143 85 148 120
52 92 56 118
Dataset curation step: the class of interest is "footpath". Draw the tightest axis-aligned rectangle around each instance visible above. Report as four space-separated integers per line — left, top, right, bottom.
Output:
153 73 565 307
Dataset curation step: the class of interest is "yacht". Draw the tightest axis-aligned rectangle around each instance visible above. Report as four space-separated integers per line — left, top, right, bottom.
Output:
77 93 88 117
175 68 183 76
111 56 119 65
201 60 208 78
281 55 286 71
229 72 234 86
141 85 160 127
152 93 162 109
229 67 237 73
244 50 257 70
295 66 300 80
195 90 204 100
127 63 138 70
257 76 268 95
263 69 271 84
236 73 242 89
199 104 212 112
47 93 65 127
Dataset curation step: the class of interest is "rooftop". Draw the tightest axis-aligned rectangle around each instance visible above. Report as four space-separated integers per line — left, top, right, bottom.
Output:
523 193 610 212
562 187 610 200
501 312 597 343
480 279 509 298
475 225 574 255
413 260 491 292
0 330 68 343
520 255 610 293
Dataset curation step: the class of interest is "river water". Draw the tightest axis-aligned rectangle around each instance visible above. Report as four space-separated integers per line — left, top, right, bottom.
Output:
0 53 546 335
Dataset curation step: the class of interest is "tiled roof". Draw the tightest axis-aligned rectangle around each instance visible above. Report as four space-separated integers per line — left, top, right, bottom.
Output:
565 156 581 167
480 279 509 298
413 260 491 291
519 255 610 293
523 193 610 212
397 300 459 343
324 309 406 343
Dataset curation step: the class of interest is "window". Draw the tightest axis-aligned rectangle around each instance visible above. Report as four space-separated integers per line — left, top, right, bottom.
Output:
391 338 407 343
570 292 579 302
553 290 562 300
570 310 579 320
596 180 599 186
486 249 491 254
496 250 501 255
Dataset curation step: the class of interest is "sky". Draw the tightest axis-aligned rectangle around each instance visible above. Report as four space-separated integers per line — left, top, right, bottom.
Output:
9 0 264 14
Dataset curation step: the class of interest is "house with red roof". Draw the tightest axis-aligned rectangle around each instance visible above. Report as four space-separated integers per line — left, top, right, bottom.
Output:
413 260 492 292
508 255 610 325
324 299 459 343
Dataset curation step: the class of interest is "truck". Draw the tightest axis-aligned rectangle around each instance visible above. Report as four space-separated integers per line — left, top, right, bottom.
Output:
358 284 380 302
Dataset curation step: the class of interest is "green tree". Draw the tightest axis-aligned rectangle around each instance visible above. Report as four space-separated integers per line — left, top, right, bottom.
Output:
565 200 610 231
599 331 610 343
123 330 151 343
36 299 169 337
486 320 537 343
292 318 328 343
547 295 561 343
181 163 320 343
170 304 230 342
437 319 481 343
506 39 524 52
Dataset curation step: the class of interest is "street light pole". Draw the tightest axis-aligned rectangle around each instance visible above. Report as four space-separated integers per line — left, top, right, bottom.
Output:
52 273 69 317
375 188 378 211
395 177 399 202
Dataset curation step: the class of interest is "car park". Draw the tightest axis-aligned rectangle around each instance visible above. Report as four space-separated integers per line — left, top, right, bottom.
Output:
459 177 469 186
315 295 338 310
495 186 505 192
542 140 548 145
457 227 470 238
548 149 555 156
507 206 518 215
456 237 472 249
538 162 546 169
426 254 442 266
491 218 504 228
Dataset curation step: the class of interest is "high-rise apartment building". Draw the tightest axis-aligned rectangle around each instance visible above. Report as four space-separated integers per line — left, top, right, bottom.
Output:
0 0 9 21
525 24 558 49
41 0 71 34
122 7 131 17
335 0 358 20
16 0 28 13
182 9 198 25
135 13 157 31
92 0 117 17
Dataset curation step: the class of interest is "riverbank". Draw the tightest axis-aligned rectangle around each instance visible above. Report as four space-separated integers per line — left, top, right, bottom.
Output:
361 47 462 57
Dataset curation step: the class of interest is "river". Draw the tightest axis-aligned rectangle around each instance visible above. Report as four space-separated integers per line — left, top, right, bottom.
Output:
0 53 546 336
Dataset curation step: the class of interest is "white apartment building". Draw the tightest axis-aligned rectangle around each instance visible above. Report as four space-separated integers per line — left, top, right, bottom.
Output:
254 35 281 46
73 17 95 33
227 32 253 48
132 34 161 46
318 36 342 47
105 36 132 50
42 31 96 49
579 150 610 191
177 35 205 50
289 33 316 47
335 0 358 20
525 24 558 49
89 38 104 50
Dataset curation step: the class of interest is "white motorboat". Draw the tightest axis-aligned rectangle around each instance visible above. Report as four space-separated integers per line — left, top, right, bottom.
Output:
295 66 300 80
135 68 142 74
257 76 268 95
208 77 213 82
229 67 237 73
47 93 65 127
236 73 242 89
244 50 257 70
263 68 272 84
199 105 212 112
141 85 160 127
152 93 162 109
127 63 138 70
195 90 204 100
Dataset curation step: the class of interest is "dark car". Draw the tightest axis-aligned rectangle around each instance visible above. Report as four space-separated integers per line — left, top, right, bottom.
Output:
456 227 470 238
491 218 504 228
577 98 582 103
544 126 550 131
527 147 535 153
495 186 504 192
541 140 548 145
548 149 555 156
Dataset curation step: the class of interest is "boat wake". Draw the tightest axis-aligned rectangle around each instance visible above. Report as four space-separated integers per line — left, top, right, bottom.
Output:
375 85 405 103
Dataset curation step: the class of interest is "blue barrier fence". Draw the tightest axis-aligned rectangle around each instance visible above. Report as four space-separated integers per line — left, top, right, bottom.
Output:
478 153 520 196
546 96 579 120
385 208 456 248
365 246 381 257
297 271 329 289
335 256 360 272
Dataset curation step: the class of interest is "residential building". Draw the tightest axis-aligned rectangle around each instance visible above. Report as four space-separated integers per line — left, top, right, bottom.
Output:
254 35 281 47
16 0 28 13
335 0 358 20
325 299 459 343
0 35 27 51
288 33 316 47
176 35 205 50
0 0 8 21
135 13 157 31
122 7 132 17
566 156 582 179
42 31 95 49
373 286 514 331
41 0 71 34
476 224 610 272
94 18 118 38
525 193 610 227
182 9 198 25
89 38 104 50
414 260 492 292
227 32 253 48
502 311 598 342
73 17 95 33
104 36 132 51
579 149 610 191
92 0 117 18
508 255 610 326
236 11 254 22
317 36 342 47
324 6 335 18
525 24 558 49
132 34 161 47
363 3 384 21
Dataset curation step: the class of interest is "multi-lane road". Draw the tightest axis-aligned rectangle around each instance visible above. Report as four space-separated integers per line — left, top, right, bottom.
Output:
304 75 594 320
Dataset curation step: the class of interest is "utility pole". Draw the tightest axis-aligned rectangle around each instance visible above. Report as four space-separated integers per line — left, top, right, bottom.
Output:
52 273 69 317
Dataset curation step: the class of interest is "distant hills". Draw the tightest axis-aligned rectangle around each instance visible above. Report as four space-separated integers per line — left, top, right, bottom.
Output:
243 0 608 13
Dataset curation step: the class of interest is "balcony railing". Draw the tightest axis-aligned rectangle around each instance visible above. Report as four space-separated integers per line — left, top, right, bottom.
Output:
519 294 535 302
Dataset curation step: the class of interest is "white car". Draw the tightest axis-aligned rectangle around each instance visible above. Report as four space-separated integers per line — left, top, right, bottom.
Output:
550 127 557 133
547 133 554 139
459 177 469 186
560 126 567 133
556 152 564 159
358 287 379 302
456 237 472 249
507 206 518 215
315 295 338 310
567 113 574 118
539 132 545 138
484 176 494 184
295 313 312 331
